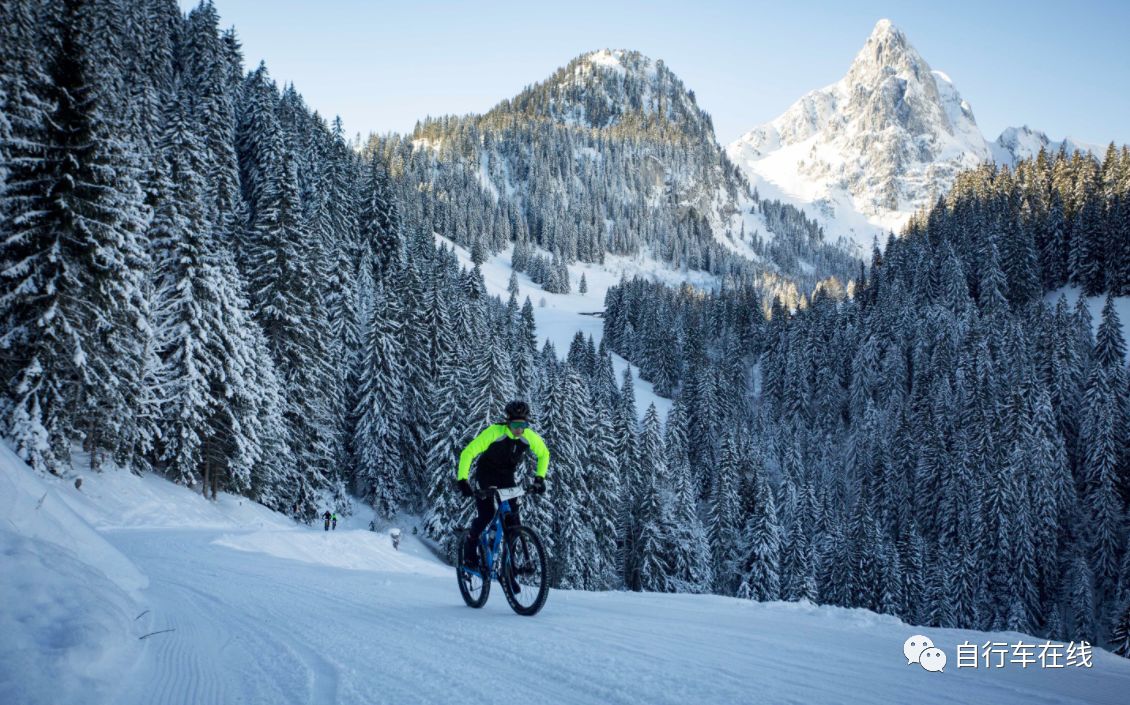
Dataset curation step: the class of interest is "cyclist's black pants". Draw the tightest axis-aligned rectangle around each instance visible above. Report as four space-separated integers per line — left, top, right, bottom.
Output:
465 495 521 562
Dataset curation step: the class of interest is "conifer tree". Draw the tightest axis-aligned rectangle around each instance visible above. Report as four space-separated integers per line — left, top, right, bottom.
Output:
632 404 671 591
613 367 641 585
580 398 623 589
149 102 228 487
1112 601 1130 658
354 282 405 517
2 0 151 473
422 350 472 552
737 458 781 601
541 365 594 587
709 433 743 594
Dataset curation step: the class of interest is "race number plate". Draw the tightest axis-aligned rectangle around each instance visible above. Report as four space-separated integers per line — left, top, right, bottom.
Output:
497 487 525 501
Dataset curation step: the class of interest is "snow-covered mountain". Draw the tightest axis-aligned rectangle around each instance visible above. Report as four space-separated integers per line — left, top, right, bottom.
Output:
726 19 1100 254
393 48 861 300
991 125 1100 165
493 48 755 253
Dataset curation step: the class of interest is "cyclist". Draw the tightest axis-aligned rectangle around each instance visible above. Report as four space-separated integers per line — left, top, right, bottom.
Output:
456 400 549 572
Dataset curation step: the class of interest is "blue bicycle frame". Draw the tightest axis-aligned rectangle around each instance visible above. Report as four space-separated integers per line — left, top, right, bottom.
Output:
463 495 516 581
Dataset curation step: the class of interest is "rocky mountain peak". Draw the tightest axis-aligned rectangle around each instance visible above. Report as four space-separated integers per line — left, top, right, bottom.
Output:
726 20 995 251
848 20 919 79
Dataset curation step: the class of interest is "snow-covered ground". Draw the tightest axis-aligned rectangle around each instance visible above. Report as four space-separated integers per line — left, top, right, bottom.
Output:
3 446 1130 705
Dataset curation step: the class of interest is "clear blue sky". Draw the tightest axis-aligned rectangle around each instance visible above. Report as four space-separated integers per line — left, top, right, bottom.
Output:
179 0 1129 147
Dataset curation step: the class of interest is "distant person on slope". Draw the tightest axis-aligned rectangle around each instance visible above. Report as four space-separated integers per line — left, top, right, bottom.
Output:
323 510 332 531
331 513 338 530
456 400 549 573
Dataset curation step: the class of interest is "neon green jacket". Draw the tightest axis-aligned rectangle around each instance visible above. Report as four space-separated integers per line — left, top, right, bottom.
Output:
457 424 550 481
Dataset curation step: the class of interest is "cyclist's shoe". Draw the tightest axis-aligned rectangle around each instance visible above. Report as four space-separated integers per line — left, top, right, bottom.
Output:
463 542 480 571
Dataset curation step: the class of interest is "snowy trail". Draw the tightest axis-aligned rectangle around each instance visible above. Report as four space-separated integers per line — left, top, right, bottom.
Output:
99 527 1129 705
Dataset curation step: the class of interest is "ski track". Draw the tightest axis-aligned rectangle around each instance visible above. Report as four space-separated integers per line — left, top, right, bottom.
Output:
99 528 1130 705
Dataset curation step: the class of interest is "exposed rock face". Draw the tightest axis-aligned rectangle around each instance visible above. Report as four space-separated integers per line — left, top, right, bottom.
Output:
727 19 1095 252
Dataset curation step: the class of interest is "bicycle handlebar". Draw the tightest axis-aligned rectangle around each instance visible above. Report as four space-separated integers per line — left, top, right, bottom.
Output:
474 485 528 502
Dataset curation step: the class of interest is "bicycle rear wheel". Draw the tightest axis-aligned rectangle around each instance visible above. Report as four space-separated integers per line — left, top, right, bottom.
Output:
455 530 489 608
501 526 549 616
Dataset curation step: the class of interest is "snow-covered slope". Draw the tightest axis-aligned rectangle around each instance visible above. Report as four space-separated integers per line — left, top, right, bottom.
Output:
727 19 1101 254
437 233 691 419
4 445 1129 705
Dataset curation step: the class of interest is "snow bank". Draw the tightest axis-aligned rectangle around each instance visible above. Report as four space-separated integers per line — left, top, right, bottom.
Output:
56 452 294 532
0 443 145 705
0 533 143 705
0 443 146 593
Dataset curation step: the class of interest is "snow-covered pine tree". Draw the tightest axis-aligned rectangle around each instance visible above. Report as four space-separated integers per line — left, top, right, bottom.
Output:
540 364 591 588
977 242 1010 320
736 452 781 601
1068 550 1097 643
235 63 283 224
354 281 405 517
630 403 670 592
580 394 624 590
463 306 517 433
247 141 336 486
780 475 819 602
422 352 472 553
709 432 743 594
394 258 432 510
2 0 151 473
240 313 299 512
613 367 641 586
148 100 225 488
1112 601 1130 658
664 399 712 593
360 154 404 278
182 1 244 225
513 297 539 397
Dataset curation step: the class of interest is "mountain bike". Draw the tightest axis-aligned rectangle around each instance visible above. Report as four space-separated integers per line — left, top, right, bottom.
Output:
455 485 549 616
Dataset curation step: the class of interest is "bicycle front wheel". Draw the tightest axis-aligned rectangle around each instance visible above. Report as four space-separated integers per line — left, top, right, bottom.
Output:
455 530 489 608
501 526 549 616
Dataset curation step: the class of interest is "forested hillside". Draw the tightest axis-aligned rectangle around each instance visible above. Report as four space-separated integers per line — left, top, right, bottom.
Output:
367 48 859 307
603 149 1130 644
0 0 519 521
1 1 826 584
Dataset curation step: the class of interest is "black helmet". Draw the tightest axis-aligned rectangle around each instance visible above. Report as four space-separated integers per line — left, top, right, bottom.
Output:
505 400 530 421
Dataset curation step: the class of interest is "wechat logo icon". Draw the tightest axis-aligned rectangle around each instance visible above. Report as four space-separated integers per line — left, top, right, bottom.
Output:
904 635 946 672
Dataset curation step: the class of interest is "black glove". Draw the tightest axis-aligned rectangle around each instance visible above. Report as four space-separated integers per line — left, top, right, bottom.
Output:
531 476 546 495
457 479 473 497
